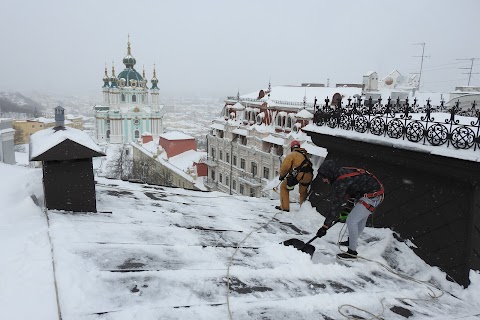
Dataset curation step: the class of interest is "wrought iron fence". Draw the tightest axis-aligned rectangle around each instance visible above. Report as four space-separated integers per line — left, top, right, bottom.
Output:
313 97 480 151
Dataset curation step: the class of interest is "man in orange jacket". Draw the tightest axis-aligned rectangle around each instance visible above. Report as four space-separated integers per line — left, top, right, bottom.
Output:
276 140 314 212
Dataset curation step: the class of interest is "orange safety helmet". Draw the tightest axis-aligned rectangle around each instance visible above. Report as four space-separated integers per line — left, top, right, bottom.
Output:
290 140 301 148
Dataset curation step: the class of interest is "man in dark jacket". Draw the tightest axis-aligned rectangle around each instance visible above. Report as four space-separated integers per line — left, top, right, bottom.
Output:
315 160 384 260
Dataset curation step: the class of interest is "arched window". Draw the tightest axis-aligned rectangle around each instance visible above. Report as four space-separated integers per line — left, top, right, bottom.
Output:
106 130 110 139
132 95 137 102
121 93 125 102
134 130 140 139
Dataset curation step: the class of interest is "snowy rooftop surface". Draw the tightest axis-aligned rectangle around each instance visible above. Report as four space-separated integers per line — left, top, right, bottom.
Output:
2 164 480 320
300 142 329 158
29 126 104 159
232 128 248 136
239 85 362 103
160 131 194 140
169 149 207 171
133 143 206 190
0 117 12 122
262 134 285 146
296 109 314 119
210 123 225 131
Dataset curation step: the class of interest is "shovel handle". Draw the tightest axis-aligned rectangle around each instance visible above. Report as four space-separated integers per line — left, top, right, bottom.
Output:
305 236 318 245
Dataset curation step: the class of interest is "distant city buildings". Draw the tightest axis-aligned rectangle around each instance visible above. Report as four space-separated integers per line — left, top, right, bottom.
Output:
94 37 164 144
12 114 84 144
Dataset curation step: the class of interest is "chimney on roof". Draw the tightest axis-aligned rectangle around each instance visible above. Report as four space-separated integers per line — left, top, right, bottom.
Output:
54 106 65 128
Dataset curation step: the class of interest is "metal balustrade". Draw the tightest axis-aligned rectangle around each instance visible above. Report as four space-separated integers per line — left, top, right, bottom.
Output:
313 97 480 151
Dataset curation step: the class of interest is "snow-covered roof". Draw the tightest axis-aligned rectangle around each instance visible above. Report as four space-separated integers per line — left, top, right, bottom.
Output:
295 109 313 119
239 85 362 106
169 149 207 171
2 166 479 319
160 131 194 140
364 71 377 76
232 128 248 136
230 102 245 110
29 126 104 160
262 135 285 146
210 123 225 131
301 142 328 158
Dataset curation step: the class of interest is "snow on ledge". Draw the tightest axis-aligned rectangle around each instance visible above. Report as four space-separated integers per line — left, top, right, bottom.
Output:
302 124 480 162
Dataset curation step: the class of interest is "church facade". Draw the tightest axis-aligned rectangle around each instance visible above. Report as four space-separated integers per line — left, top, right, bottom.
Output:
94 38 164 144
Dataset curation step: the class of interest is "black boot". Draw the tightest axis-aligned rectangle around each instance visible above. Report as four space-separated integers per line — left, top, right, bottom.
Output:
275 205 289 212
336 249 357 260
339 238 349 247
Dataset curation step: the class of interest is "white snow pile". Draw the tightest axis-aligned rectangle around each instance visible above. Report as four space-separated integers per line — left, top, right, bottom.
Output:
1 163 480 320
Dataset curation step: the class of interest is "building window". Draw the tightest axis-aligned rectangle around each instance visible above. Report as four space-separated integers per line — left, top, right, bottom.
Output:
106 130 110 138
32 125 35 128
251 162 257 177
226 176 229 187
232 180 236 191
132 95 137 102
233 155 237 166
134 130 140 139
211 169 216 180
219 173 223 183
211 148 216 159
121 93 126 102
134 119 140 125
240 158 245 170
240 184 244 195
219 151 223 161
263 167 269 179
226 152 230 163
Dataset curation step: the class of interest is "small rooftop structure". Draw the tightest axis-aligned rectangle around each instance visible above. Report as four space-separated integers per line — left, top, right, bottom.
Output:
30 107 105 212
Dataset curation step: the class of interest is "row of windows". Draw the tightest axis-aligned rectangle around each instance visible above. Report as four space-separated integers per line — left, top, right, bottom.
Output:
105 130 140 139
210 170 255 196
120 94 147 103
211 148 275 179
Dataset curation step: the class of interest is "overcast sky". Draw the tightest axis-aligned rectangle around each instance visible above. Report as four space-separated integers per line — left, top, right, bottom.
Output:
1 0 479 99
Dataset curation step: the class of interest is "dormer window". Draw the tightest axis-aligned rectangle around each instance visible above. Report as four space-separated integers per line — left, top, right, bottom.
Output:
286 115 294 128
119 78 126 87
130 79 137 87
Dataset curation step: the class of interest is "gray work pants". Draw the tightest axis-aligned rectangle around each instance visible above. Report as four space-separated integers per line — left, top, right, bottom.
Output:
346 196 383 251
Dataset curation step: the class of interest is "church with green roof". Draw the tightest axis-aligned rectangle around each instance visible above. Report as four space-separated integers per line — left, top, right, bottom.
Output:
94 37 164 144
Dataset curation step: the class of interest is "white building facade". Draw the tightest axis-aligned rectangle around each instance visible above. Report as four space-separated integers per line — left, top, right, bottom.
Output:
94 38 164 144
203 84 361 198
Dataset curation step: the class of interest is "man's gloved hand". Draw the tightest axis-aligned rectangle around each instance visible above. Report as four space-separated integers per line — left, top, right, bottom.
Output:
316 225 329 238
279 176 285 181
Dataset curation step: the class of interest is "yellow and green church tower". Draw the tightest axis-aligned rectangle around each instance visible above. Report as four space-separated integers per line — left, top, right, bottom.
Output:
94 36 163 144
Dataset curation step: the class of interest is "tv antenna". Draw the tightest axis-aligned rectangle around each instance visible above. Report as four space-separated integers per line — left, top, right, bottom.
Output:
412 42 430 89
457 58 480 86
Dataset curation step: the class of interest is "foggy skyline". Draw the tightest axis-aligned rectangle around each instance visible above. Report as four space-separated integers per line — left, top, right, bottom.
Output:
1 0 480 100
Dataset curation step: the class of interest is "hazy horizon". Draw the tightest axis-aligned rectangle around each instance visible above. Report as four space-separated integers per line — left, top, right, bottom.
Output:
1 0 479 100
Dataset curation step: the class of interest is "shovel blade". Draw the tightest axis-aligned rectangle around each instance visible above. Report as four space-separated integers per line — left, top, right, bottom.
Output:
283 238 316 257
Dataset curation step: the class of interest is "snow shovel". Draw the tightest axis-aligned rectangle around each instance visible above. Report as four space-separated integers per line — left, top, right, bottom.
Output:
283 235 319 257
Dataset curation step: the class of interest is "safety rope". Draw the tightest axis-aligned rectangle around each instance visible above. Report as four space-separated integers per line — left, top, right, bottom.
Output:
226 210 282 320
40 196 63 320
335 224 445 320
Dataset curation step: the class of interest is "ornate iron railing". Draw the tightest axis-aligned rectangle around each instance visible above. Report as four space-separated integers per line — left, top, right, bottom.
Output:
313 97 480 151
